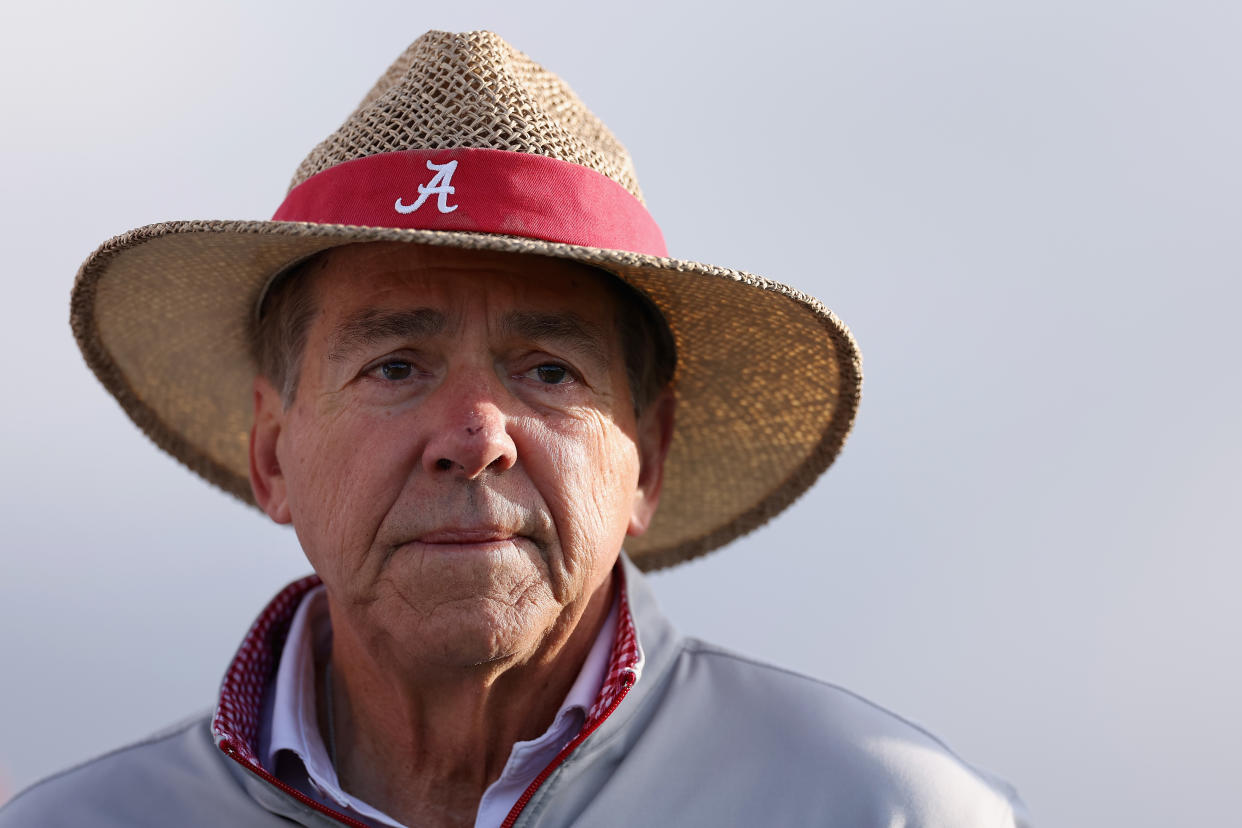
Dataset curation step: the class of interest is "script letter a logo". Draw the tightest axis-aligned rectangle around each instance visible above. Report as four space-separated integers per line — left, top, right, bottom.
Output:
395 159 460 214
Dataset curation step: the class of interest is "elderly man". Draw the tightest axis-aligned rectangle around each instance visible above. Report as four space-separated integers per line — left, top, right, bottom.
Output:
2 30 1028 828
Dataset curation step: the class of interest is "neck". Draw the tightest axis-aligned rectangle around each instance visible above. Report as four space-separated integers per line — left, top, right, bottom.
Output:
319 572 615 828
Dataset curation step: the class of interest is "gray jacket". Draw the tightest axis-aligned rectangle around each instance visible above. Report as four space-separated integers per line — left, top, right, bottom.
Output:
2 557 1029 827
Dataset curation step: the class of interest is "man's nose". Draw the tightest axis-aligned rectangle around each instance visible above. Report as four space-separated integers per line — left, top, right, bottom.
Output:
421 374 517 479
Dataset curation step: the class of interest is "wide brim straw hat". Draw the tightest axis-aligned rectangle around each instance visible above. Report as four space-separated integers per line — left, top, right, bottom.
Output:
70 30 861 571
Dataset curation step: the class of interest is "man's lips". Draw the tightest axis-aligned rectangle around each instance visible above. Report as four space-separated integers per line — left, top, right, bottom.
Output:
415 529 521 544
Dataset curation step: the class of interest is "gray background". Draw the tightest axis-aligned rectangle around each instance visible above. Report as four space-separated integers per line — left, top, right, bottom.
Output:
2 2 1239 826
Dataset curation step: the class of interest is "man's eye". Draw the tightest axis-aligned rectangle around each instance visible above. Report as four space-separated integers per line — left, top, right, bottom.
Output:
378 361 412 381
532 364 569 384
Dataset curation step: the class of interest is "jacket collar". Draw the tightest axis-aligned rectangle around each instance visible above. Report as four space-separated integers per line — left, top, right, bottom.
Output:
588 554 681 742
210 561 643 770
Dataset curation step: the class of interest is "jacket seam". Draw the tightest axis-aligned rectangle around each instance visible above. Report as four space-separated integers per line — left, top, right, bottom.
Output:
682 642 1025 817
680 640 969 757
1 712 209 810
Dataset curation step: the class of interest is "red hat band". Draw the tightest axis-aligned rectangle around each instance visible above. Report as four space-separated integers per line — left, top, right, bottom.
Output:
272 147 668 257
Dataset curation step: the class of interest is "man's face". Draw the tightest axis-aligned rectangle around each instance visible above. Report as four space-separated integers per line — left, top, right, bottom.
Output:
250 242 667 669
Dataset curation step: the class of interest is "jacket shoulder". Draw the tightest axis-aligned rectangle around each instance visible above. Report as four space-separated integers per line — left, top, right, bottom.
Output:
544 638 1030 828
0 713 282 828
679 639 1029 825
678 638 984 748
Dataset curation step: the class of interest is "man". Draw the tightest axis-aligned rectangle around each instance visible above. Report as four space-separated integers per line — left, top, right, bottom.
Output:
2 30 1028 827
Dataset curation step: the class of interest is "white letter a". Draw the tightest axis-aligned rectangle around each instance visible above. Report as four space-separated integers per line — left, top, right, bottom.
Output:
395 160 459 214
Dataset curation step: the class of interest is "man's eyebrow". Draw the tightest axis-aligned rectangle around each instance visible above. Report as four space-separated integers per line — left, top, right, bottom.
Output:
327 308 445 360
501 311 609 365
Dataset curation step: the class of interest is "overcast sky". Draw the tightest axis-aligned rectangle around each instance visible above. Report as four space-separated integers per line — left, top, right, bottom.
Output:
2 2 1239 826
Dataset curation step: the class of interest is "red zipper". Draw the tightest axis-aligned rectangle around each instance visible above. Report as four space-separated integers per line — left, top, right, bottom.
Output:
219 740 371 828
499 669 636 828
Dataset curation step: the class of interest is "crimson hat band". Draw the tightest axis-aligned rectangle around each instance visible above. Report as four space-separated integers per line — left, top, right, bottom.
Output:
271 147 669 257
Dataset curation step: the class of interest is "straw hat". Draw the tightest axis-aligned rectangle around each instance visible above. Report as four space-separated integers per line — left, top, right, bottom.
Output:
70 30 861 571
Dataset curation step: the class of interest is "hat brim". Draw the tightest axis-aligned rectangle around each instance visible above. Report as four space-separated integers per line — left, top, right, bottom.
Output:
71 220 861 570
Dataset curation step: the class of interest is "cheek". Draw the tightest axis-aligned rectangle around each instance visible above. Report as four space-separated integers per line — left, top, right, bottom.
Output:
526 411 640 568
281 406 411 574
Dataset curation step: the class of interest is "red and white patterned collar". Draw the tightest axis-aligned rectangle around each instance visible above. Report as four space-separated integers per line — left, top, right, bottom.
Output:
211 563 642 770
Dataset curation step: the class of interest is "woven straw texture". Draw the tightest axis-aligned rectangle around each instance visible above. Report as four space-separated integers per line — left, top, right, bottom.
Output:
293 31 642 201
70 31 862 570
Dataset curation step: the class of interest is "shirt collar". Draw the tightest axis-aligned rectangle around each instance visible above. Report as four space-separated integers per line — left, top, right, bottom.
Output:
260 586 334 792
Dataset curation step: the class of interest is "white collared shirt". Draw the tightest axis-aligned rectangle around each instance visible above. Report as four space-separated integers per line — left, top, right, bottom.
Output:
261 586 619 828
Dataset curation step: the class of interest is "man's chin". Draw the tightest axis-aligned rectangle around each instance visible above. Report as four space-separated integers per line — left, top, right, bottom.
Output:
387 593 562 671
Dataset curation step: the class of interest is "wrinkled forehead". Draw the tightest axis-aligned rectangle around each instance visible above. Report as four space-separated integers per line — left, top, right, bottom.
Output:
302 241 621 321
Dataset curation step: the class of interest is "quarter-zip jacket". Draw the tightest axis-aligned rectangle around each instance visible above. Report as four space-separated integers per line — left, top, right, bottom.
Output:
1 555 1030 827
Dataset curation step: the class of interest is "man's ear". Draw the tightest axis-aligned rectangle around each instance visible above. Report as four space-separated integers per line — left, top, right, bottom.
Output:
628 387 676 537
249 376 292 525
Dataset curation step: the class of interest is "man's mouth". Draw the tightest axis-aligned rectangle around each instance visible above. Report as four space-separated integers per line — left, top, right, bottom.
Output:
415 529 520 545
